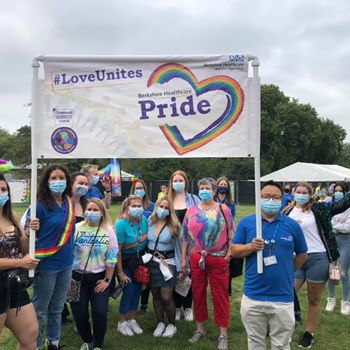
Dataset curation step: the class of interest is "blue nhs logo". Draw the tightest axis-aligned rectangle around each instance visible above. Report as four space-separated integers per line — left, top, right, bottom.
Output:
229 55 244 62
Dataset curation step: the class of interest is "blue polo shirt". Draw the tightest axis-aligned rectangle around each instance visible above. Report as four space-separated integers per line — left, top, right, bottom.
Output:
233 213 307 302
115 216 148 255
86 186 103 200
34 198 75 270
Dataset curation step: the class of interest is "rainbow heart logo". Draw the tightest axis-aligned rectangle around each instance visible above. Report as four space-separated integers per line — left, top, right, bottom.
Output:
147 63 245 155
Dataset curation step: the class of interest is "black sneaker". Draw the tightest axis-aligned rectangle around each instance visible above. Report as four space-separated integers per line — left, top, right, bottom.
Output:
298 331 314 348
139 305 148 317
46 340 65 350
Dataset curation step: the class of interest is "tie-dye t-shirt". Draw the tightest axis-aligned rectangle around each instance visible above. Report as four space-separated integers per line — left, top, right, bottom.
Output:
73 221 118 274
181 204 234 256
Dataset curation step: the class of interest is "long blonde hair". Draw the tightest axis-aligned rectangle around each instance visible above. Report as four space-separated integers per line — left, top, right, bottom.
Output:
149 196 180 238
85 198 113 227
283 181 315 213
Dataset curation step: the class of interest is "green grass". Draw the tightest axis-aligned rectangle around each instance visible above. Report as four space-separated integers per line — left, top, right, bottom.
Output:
1 204 349 349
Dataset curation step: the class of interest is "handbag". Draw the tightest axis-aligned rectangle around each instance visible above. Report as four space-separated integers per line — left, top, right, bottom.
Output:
329 263 340 285
134 265 151 284
66 224 100 303
133 223 167 284
5 268 33 314
219 205 244 278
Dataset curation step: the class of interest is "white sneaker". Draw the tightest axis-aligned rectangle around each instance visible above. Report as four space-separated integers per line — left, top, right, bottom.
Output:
326 297 336 312
184 308 194 321
117 321 134 336
175 308 182 321
162 324 177 338
153 322 166 337
128 319 143 335
341 300 350 315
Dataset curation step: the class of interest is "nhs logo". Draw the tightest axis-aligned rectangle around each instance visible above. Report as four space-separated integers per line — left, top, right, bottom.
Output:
229 55 244 62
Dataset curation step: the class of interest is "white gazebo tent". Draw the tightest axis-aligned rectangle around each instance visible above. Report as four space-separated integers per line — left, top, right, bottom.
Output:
261 162 350 182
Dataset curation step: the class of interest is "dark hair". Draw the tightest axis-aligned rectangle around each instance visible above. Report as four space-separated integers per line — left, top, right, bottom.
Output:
215 176 233 205
333 181 348 195
71 171 88 212
261 180 283 195
37 164 72 211
0 173 20 229
129 179 152 210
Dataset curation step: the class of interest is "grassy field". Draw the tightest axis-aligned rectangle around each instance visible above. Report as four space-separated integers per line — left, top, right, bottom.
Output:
1 204 349 349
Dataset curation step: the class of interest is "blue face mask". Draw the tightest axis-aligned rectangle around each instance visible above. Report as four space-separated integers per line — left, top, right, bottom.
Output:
91 175 100 186
199 189 213 202
294 194 310 206
0 193 9 208
75 185 88 197
129 207 143 219
157 207 169 219
217 186 228 194
134 189 145 198
334 191 344 202
261 199 281 215
172 182 185 193
85 211 101 224
49 180 66 195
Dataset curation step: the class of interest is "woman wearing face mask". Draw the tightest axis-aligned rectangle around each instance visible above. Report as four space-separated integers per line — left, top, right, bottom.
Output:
71 172 89 223
181 178 234 350
31 164 75 350
115 195 148 336
130 179 154 316
70 198 118 350
214 176 238 296
130 179 155 219
283 181 350 348
147 196 181 338
0 173 40 350
168 170 200 321
325 182 350 316
281 183 294 211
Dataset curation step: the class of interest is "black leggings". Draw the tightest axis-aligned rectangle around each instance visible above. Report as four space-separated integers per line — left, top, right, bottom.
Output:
151 286 175 324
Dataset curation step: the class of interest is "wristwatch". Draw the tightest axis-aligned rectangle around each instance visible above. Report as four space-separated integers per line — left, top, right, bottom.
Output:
103 277 110 283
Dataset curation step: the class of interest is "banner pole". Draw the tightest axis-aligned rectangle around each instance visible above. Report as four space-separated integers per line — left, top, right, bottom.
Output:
250 56 263 274
29 58 40 277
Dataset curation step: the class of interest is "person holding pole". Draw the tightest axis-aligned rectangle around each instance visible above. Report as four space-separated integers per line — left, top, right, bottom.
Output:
31 164 75 350
232 181 308 350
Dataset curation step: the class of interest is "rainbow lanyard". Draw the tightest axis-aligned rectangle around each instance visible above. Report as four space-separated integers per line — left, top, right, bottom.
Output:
35 197 75 259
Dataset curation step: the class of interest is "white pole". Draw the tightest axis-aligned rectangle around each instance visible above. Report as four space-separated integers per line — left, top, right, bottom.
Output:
250 56 263 274
29 59 40 277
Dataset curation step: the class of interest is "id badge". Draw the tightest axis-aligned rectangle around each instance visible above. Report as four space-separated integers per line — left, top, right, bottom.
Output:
263 255 277 266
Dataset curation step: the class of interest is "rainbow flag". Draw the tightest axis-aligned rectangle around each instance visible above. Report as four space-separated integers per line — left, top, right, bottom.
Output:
98 159 121 197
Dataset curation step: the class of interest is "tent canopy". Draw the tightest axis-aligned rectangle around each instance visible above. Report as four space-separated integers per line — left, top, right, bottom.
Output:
261 162 350 182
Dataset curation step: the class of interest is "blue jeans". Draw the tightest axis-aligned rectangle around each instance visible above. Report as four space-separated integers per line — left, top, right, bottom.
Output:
328 234 350 301
119 268 142 315
32 266 72 347
70 271 110 348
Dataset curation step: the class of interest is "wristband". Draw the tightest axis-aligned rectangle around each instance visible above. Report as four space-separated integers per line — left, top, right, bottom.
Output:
104 277 110 283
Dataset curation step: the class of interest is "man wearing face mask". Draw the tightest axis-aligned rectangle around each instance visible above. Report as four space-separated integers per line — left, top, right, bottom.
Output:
232 181 308 350
81 164 111 209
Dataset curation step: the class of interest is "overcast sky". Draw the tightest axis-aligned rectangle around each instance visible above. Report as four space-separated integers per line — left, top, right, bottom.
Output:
1 0 349 141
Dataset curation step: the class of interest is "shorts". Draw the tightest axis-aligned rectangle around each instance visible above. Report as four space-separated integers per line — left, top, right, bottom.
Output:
294 251 329 284
0 278 31 314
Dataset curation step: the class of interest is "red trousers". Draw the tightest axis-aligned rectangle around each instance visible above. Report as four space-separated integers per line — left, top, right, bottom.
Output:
190 252 230 328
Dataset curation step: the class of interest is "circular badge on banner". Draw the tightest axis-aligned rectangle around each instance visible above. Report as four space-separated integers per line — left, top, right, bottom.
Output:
51 127 78 154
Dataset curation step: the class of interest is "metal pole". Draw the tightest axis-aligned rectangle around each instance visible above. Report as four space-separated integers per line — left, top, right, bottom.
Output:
29 59 40 277
249 55 263 274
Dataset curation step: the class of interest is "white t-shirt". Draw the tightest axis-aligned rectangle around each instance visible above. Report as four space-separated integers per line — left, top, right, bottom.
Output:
289 207 326 253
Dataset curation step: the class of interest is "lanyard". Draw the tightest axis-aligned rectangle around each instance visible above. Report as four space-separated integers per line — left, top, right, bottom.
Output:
130 221 142 256
263 223 279 256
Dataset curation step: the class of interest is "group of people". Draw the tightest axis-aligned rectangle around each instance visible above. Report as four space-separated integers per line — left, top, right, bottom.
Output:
1 165 350 350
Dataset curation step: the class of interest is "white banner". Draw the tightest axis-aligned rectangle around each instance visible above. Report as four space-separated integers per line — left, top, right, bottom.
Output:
34 55 259 158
